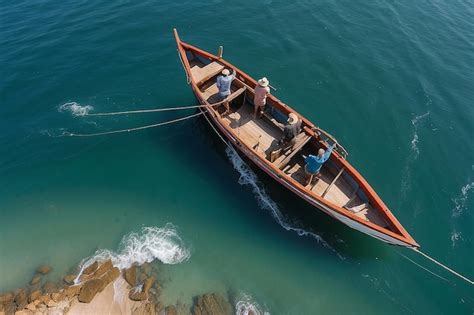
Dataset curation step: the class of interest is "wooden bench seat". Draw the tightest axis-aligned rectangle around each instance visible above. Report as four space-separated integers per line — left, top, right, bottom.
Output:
191 61 225 86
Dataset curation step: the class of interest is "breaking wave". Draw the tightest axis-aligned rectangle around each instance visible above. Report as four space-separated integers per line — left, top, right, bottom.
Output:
410 111 430 158
451 182 474 217
225 147 343 259
58 101 93 116
75 224 190 283
235 293 269 315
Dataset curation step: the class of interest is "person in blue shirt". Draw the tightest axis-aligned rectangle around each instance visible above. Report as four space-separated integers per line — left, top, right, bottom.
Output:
304 143 336 186
216 68 236 99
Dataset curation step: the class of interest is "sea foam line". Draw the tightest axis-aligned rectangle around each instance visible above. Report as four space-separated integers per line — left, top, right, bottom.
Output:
58 101 94 116
225 147 344 260
451 182 474 217
410 111 430 158
74 224 190 284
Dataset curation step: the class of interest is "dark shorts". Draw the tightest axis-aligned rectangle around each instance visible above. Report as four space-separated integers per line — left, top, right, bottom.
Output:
305 165 320 176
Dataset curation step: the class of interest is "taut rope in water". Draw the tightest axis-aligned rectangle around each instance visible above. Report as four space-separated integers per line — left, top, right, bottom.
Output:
84 102 224 116
65 112 204 137
411 248 473 285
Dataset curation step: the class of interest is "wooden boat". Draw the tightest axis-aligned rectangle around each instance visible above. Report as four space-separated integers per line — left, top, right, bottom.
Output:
173 29 419 248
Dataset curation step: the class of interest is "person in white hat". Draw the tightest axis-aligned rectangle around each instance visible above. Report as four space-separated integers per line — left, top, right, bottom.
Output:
280 112 302 147
216 68 236 100
253 77 271 118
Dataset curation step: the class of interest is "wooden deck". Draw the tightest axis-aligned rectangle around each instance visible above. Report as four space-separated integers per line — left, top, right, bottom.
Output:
188 56 389 229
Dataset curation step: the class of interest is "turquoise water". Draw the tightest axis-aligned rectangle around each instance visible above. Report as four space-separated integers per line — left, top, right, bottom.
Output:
1 0 473 313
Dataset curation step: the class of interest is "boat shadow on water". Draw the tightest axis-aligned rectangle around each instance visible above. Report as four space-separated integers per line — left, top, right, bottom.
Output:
151 114 391 261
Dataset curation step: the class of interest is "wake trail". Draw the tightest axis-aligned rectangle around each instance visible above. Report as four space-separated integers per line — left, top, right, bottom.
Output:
225 147 344 260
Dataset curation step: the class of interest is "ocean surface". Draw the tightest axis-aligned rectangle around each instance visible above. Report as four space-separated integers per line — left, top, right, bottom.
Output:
1 0 473 313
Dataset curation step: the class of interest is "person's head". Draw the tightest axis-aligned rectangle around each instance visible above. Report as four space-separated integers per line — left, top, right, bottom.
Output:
222 69 230 76
258 77 269 87
318 148 325 157
287 112 298 125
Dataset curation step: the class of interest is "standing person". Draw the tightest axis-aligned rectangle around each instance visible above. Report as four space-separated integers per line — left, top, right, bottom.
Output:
254 77 270 118
304 143 336 186
216 68 236 99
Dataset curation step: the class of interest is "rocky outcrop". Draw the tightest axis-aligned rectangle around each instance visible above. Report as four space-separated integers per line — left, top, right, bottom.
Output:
165 305 178 315
82 261 99 275
124 265 137 286
36 265 52 275
64 284 82 298
132 302 157 315
78 278 104 303
14 288 28 310
28 290 41 303
192 293 233 315
63 274 76 285
129 276 155 301
0 292 13 304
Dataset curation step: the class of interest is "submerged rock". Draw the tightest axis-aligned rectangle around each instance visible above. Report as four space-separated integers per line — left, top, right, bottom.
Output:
36 265 52 275
123 265 137 286
42 282 58 294
78 278 104 303
29 275 41 286
192 293 233 315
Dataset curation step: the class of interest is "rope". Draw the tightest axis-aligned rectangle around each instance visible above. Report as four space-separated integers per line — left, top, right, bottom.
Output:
65 112 203 137
84 101 223 117
411 248 473 285
396 251 450 283
200 108 231 147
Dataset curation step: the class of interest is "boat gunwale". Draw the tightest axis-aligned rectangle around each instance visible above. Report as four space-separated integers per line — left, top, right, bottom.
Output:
173 29 419 248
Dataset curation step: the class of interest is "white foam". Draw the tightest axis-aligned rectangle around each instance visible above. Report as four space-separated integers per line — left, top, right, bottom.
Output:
450 229 463 248
59 102 93 116
452 182 474 217
410 111 430 158
235 293 269 315
225 147 343 260
75 224 190 284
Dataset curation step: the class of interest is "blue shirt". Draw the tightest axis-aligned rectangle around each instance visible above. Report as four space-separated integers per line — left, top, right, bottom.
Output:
305 144 336 174
216 70 235 97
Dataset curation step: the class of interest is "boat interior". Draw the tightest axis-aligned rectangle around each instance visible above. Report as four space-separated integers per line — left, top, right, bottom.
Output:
186 51 393 231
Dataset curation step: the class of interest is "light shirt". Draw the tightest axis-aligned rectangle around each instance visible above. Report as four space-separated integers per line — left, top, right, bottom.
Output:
305 144 336 174
254 85 270 107
216 70 235 98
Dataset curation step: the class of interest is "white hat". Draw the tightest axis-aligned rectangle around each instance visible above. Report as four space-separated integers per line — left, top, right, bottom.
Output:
222 69 230 76
288 113 298 125
258 77 269 87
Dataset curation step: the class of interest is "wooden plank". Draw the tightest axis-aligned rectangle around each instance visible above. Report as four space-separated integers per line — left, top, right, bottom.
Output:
192 61 225 86
321 167 346 198
276 134 311 170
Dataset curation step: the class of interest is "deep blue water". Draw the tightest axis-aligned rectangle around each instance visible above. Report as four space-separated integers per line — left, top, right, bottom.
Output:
1 1 473 313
